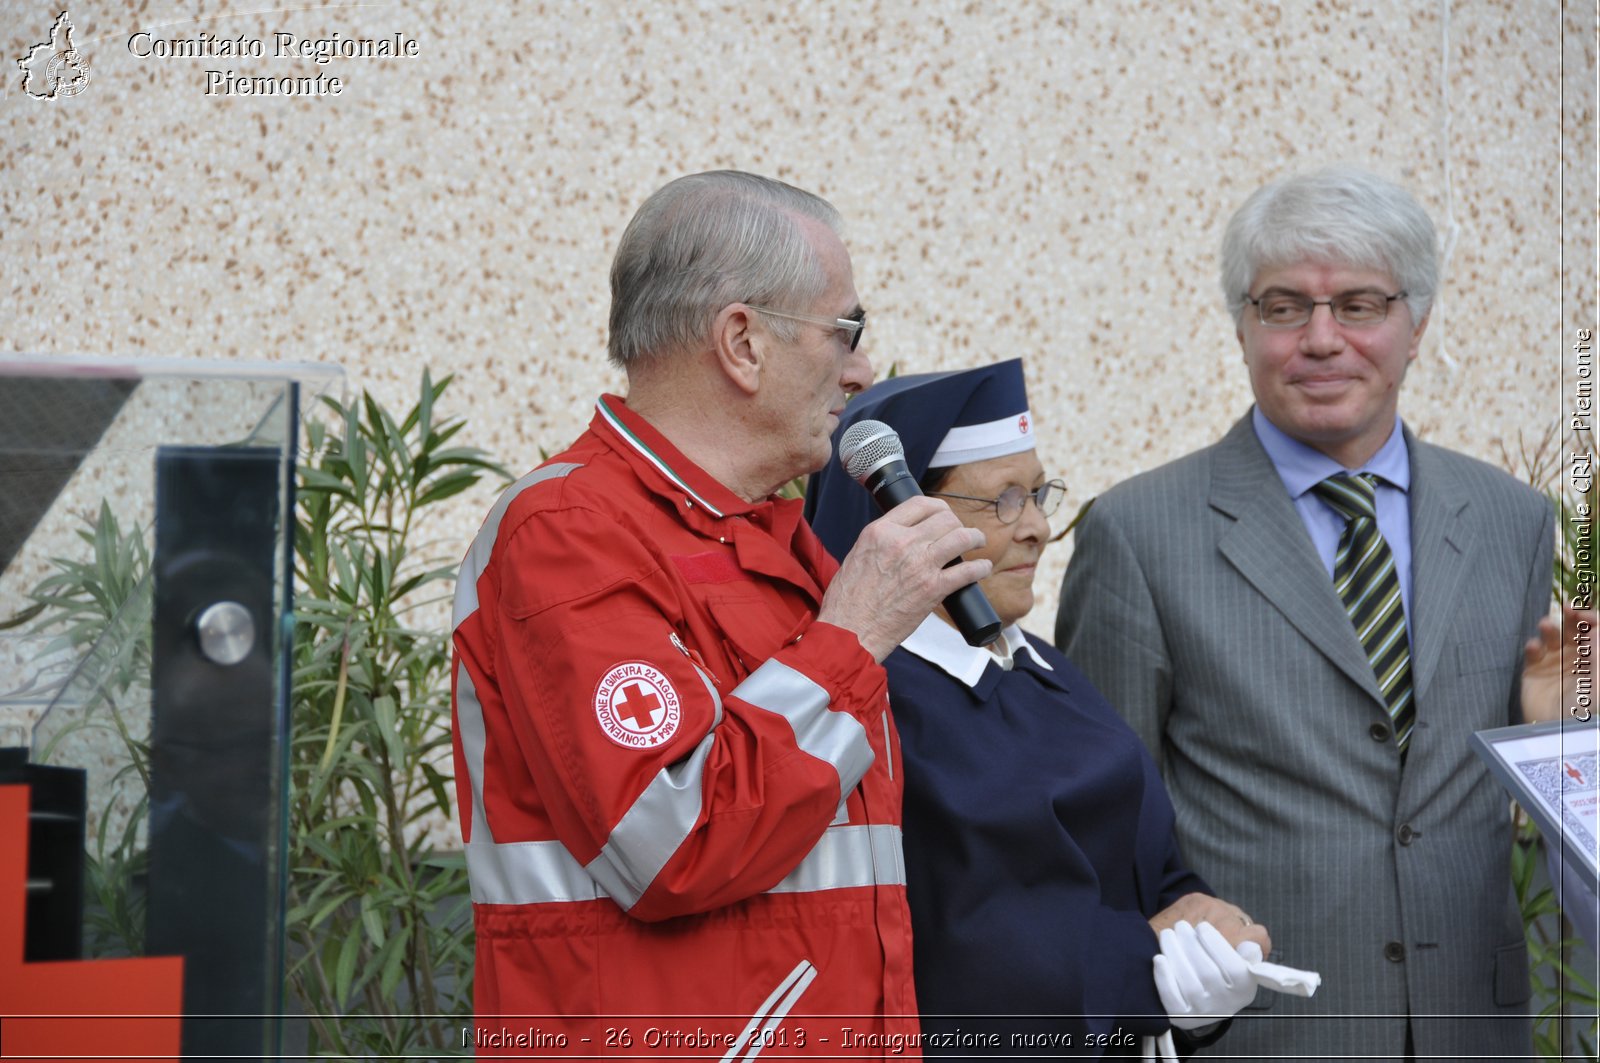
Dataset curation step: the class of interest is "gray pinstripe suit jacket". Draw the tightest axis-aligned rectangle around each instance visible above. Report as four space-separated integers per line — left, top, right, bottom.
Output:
1055 414 1553 1062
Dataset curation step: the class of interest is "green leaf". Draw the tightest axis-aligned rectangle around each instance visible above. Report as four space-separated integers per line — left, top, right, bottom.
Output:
308 889 356 931
359 894 387 948
378 922 410 998
417 470 482 507
416 368 436 442
372 694 403 764
368 391 412 475
425 446 503 468
419 762 453 818
304 814 384 839
333 921 362 1006
345 409 369 501
299 466 358 500
423 421 467 451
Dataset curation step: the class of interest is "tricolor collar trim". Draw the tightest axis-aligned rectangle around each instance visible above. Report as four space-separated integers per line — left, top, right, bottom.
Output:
596 396 725 518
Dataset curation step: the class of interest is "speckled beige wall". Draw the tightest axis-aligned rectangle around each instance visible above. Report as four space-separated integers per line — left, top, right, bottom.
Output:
2 1 1591 702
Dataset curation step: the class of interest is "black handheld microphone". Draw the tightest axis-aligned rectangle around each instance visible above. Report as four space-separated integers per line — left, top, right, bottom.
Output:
838 419 1004 648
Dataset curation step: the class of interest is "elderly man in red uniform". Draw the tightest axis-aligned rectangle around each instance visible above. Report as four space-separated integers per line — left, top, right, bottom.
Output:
451 171 988 1056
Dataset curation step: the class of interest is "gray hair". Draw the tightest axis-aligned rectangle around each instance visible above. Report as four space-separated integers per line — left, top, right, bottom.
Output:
607 170 844 369
1220 165 1439 325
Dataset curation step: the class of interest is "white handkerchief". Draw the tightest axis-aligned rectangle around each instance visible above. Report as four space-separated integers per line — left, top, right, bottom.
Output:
1141 1030 1179 1062
1247 958 1321 997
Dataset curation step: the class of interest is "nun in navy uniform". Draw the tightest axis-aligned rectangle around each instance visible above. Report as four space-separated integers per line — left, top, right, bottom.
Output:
805 360 1272 1058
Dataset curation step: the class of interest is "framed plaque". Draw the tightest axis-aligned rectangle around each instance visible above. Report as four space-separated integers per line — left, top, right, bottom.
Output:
1472 719 1600 895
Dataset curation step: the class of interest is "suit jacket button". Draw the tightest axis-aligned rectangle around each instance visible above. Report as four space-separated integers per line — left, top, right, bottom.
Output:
1369 723 1391 742
1397 823 1416 845
1383 941 1406 962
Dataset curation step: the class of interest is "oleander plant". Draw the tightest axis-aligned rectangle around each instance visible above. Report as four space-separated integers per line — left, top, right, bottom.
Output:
9 371 507 1058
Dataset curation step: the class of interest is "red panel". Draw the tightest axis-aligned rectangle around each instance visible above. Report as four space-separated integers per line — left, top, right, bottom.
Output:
0 785 184 1062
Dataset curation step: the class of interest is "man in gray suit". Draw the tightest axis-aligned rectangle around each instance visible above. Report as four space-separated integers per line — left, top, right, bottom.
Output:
1056 166 1553 1060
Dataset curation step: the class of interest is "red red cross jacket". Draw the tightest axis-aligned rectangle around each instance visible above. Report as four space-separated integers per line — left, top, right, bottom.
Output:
451 396 919 1057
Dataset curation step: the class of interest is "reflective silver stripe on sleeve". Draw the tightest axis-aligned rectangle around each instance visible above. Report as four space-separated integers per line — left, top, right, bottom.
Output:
466 838 601 905
562 641 724 909
461 822 902 906
454 662 496 845
452 462 582 850
766 824 905 894
584 728 719 910
881 709 893 782
452 463 582 629
734 659 873 803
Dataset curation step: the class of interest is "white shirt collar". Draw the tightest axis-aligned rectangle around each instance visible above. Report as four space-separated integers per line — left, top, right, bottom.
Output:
899 614 1053 689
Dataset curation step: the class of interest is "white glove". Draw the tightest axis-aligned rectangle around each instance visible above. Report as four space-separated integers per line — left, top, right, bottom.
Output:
1153 920 1257 1030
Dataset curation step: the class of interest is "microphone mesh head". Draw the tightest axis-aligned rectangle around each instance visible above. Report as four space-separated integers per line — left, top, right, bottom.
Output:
839 419 904 483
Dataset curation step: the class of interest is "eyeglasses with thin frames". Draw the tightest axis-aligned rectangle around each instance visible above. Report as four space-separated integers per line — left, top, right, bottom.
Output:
745 304 867 352
1244 290 1408 329
929 479 1066 525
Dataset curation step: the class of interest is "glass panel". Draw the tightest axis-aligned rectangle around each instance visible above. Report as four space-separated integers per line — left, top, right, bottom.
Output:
0 354 343 1059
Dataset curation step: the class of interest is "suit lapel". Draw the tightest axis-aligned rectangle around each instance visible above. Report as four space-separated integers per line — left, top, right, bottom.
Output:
1210 415 1388 708
1405 433 1472 702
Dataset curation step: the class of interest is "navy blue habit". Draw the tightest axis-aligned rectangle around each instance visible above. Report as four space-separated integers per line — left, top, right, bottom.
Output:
805 361 1223 1058
887 618 1211 1057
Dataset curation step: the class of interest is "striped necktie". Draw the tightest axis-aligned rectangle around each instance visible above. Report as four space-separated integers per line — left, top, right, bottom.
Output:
1311 473 1414 757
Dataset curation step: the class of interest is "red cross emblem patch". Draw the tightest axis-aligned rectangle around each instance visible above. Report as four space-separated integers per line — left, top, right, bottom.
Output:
594 661 682 748
1018 413 1030 434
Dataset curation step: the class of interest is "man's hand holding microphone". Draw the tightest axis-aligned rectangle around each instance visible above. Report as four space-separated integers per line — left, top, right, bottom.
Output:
818 420 1002 662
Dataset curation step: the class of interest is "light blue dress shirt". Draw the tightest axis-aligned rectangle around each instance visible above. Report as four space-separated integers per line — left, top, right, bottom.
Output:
1252 407 1414 635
